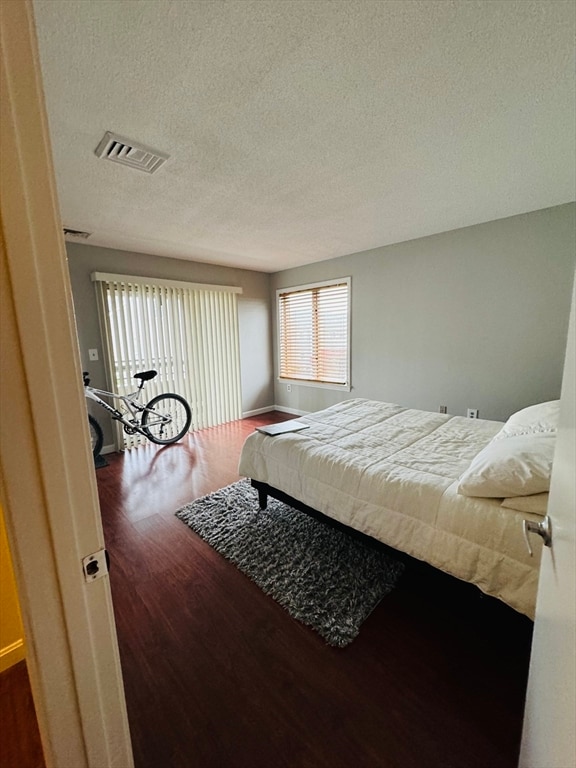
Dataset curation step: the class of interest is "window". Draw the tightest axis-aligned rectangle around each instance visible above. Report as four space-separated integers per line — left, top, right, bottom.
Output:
92 272 243 448
277 278 350 389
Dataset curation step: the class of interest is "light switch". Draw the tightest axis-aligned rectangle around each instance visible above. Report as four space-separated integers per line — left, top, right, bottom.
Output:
88 348 99 361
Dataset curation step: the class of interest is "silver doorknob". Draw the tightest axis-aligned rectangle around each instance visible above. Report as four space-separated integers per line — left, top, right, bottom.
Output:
523 515 552 557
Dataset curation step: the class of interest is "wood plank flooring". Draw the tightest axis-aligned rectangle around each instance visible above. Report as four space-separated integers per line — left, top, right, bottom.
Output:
0 413 533 767
98 413 533 768
0 661 45 768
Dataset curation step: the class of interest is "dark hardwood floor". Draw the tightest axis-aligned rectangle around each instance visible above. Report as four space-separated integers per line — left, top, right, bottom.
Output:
0 661 45 768
0 413 533 768
98 413 533 768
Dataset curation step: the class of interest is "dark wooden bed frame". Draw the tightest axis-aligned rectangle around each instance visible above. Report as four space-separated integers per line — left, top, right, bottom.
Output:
250 478 411 563
252 479 317 515
250 479 504 604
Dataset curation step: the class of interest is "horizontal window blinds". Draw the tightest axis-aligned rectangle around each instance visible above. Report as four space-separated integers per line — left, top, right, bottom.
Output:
93 274 242 449
278 280 350 385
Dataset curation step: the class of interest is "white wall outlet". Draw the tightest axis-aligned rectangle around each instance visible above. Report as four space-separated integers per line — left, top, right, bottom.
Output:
287 384 292 392
82 549 108 583
467 408 479 419
88 348 99 361
439 405 447 414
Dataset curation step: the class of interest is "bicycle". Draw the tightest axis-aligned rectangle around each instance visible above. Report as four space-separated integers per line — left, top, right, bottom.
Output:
84 370 192 457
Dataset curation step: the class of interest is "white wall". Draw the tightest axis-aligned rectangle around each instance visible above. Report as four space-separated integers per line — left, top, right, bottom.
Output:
67 243 273 445
271 204 576 421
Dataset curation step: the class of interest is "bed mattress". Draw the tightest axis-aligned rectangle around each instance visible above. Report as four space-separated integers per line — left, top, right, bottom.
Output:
239 399 541 617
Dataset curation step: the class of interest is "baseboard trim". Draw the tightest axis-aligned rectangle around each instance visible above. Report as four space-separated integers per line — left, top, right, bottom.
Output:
0 639 25 673
242 405 311 418
101 444 116 455
273 405 309 416
242 406 275 418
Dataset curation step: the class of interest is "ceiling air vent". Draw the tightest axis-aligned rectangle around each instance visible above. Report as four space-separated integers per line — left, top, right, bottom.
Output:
63 228 91 239
95 131 169 174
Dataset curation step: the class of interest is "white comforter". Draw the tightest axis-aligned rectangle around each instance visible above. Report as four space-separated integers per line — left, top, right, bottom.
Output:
239 399 541 617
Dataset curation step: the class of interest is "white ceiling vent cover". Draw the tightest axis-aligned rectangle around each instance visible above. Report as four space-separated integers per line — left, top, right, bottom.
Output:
95 132 169 173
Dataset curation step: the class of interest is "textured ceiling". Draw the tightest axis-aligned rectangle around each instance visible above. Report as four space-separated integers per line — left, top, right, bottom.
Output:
33 0 575 273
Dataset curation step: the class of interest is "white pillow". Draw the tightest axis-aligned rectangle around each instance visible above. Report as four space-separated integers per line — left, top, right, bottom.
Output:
457 434 555 498
501 493 549 517
494 400 560 440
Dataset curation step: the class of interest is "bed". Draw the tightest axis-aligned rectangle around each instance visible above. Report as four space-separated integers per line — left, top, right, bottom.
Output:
239 398 559 618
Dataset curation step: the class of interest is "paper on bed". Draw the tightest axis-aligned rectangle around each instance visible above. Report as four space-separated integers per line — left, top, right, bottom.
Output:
256 420 310 436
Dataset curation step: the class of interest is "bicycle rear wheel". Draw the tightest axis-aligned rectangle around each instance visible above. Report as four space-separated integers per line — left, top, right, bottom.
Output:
141 393 192 444
89 414 104 458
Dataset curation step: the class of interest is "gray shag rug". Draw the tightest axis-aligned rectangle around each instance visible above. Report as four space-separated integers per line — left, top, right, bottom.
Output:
175 479 405 647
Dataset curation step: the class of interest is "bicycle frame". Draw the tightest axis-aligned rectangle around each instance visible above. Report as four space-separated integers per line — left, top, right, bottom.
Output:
85 384 169 436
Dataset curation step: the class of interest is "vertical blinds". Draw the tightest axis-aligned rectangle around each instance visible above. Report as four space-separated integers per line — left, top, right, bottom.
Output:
278 280 350 385
92 273 242 449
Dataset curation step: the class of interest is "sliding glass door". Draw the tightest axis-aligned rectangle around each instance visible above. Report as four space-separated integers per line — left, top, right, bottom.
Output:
93 272 242 448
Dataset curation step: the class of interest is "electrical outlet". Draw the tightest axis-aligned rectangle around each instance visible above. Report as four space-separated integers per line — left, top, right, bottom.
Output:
439 405 447 414
287 384 292 392
88 348 99 361
467 408 479 419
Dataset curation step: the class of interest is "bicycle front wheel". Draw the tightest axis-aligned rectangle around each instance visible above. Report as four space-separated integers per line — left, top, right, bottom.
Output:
141 393 192 444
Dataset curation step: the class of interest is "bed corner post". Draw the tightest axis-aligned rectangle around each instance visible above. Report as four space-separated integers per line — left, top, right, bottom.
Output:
251 480 268 510
257 487 268 510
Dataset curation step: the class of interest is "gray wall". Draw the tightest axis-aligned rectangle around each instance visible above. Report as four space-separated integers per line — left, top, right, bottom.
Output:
67 243 273 445
69 203 575 439
271 204 576 422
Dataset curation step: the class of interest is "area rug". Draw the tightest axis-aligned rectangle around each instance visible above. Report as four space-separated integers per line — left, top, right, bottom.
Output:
175 479 405 647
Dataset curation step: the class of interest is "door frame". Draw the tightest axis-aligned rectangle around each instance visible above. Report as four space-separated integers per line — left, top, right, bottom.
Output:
0 2 133 766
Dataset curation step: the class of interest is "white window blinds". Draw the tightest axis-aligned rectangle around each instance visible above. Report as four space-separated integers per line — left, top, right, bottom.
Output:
92 273 242 448
278 278 350 386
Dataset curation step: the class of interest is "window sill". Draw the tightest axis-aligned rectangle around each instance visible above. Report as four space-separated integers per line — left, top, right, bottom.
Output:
278 378 351 393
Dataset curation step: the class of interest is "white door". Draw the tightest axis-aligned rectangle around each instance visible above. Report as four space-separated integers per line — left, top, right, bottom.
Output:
519 276 576 767
0 2 133 766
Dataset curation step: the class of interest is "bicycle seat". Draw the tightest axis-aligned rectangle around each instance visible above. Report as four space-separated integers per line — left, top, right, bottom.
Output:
133 370 157 382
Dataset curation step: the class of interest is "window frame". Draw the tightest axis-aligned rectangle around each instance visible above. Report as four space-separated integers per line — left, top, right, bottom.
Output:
276 277 351 392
